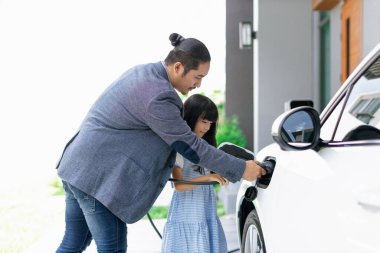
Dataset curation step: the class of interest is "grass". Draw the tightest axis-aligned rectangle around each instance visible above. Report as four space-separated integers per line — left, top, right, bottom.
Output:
49 178 65 196
146 205 169 219
144 201 226 220
146 202 226 220
146 183 226 219
0 181 64 253
0 177 226 252
50 177 226 220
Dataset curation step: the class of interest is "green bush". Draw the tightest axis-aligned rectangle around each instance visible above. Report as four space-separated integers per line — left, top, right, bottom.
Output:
146 201 225 219
146 206 168 219
50 177 64 196
216 115 247 148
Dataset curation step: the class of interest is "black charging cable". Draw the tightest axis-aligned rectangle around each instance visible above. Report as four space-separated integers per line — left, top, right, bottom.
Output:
147 212 163 238
168 178 219 185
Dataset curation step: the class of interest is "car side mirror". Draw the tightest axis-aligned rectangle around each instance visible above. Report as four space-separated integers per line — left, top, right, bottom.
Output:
271 106 321 151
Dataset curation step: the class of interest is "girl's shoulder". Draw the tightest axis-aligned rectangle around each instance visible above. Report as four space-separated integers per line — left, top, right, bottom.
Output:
175 153 184 168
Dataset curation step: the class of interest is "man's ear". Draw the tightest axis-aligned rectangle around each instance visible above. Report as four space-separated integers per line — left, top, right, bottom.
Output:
173 62 184 74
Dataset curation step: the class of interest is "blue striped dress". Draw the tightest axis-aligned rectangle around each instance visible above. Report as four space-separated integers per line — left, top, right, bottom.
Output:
161 156 228 253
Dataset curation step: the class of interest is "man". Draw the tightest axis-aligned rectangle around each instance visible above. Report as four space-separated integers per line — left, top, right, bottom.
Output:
55 33 265 253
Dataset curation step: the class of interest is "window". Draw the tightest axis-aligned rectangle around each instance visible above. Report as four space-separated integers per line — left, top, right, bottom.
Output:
321 57 380 141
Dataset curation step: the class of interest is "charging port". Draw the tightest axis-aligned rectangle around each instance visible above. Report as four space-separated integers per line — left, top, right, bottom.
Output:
256 156 276 189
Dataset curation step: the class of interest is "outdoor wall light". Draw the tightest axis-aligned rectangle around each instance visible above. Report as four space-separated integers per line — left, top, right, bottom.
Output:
239 21 253 49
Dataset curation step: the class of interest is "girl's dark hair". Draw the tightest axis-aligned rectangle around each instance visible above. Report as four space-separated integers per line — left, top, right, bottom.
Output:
183 94 218 147
164 33 211 75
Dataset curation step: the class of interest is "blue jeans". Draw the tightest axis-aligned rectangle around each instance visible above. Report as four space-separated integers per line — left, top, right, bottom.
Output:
56 181 127 253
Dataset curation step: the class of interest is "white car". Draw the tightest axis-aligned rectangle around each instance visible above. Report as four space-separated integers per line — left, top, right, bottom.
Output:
235 42 380 253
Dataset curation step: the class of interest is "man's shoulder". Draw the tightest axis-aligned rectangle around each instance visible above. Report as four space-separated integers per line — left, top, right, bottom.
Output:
133 61 164 74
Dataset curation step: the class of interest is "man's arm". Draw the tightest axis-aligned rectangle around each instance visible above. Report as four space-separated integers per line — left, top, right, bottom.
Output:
145 90 265 182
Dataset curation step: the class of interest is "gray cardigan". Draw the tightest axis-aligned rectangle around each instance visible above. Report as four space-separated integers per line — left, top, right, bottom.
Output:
57 62 245 223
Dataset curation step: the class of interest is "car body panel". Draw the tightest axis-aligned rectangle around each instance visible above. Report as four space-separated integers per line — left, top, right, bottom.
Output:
252 143 380 253
236 41 380 253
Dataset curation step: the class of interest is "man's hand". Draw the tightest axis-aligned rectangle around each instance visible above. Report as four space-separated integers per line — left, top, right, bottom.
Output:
242 160 267 181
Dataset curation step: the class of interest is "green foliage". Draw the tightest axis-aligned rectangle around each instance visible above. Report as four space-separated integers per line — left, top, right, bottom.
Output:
146 202 225 219
145 206 168 219
50 177 64 196
146 185 226 219
216 115 247 148
217 201 226 217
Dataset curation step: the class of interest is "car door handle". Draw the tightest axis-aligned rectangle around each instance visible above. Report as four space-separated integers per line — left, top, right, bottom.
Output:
356 190 380 212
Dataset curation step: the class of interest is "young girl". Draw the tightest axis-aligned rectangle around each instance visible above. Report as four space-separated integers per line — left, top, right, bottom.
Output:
161 94 229 253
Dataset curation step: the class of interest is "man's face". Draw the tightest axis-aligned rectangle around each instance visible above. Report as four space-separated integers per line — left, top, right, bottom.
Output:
172 62 210 95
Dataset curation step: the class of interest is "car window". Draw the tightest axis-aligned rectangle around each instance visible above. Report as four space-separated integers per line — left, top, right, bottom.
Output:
320 57 380 141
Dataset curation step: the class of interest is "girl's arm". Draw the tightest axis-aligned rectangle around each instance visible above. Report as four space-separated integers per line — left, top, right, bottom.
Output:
172 165 229 191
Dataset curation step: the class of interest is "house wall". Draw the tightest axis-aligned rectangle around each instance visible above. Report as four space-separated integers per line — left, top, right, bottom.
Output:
226 0 254 150
363 0 380 55
225 0 380 158
324 0 380 103
254 0 314 152
328 5 342 96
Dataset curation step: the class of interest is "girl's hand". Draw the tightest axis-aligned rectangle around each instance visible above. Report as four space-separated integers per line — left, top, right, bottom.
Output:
209 173 229 186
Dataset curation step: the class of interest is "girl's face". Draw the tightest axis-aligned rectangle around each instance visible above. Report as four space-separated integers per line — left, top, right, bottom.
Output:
194 117 213 138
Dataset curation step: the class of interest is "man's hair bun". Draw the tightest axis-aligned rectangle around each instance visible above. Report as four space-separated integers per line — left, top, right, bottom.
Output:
164 32 210 68
169 33 185 47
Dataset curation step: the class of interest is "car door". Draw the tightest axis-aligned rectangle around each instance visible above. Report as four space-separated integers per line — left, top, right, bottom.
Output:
316 56 380 252
257 54 380 253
